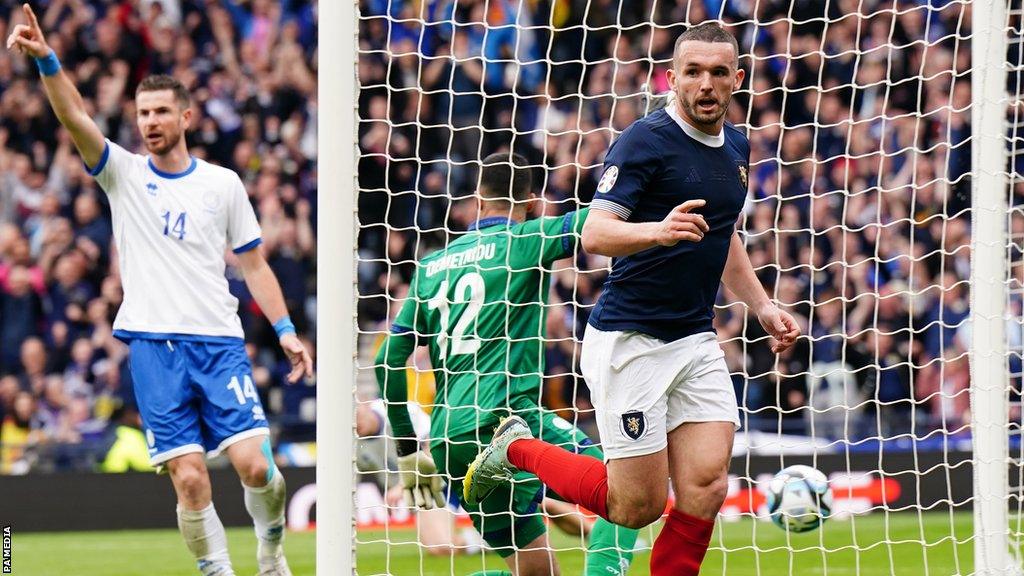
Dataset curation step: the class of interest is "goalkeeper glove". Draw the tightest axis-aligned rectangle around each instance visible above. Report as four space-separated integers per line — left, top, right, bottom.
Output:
638 82 676 117
396 451 446 510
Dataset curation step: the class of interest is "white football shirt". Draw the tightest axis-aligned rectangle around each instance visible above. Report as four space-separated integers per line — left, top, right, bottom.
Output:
89 139 262 339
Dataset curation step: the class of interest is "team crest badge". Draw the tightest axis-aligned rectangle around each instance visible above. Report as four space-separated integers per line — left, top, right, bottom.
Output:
203 192 222 213
737 164 748 189
597 165 619 194
621 411 646 441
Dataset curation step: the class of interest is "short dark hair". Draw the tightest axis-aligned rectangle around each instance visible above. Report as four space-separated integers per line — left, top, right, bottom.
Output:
674 22 739 66
136 75 190 109
478 152 533 203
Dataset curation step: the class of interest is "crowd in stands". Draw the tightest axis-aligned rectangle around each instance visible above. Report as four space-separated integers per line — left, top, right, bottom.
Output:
0 0 318 474
357 0 977 444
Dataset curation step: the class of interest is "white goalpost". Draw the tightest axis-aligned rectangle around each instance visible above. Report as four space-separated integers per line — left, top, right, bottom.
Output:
318 0 359 574
972 1 1013 574
323 1 1024 575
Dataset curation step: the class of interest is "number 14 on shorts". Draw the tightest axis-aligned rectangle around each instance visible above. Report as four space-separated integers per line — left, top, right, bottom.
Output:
227 375 259 405
227 375 266 421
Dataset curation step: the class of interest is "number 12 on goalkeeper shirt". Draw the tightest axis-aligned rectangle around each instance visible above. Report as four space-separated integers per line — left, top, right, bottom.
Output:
426 272 485 359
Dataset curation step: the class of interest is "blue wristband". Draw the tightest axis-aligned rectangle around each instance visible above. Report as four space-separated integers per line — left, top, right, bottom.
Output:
34 51 61 77
273 316 296 338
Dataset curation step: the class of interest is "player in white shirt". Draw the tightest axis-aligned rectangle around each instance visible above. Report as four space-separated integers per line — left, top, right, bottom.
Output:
8 6 313 576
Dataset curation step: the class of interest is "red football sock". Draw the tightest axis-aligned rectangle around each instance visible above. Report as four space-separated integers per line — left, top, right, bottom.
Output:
650 509 715 576
506 438 610 521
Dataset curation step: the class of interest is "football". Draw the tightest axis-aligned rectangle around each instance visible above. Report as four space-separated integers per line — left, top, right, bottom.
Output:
765 465 834 533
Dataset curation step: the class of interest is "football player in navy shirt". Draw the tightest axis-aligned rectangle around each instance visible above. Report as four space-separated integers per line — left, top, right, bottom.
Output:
466 23 800 576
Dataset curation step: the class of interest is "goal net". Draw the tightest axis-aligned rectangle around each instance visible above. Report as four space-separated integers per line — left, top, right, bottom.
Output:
341 0 1012 574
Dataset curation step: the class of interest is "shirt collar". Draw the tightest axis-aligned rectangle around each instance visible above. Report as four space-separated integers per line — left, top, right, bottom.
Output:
467 216 518 231
666 105 725 148
148 156 198 179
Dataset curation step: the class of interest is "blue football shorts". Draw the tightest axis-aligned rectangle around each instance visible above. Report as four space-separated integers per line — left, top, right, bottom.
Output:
128 338 270 466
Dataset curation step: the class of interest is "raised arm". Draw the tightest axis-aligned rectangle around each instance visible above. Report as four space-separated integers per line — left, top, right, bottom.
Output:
6 3 106 169
581 199 709 257
721 232 800 353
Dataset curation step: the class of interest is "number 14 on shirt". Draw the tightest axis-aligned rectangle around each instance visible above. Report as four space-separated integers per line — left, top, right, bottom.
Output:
161 210 187 240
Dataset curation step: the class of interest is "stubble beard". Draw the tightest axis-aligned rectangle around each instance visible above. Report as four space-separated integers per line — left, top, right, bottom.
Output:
680 93 731 129
145 129 183 156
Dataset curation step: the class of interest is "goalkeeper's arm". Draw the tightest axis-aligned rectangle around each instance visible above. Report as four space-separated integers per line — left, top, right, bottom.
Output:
6 4 106 169
374 334 446 509
373 334 419 456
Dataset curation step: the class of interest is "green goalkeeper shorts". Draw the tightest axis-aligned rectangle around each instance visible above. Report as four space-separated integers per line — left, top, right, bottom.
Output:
430 406 603 558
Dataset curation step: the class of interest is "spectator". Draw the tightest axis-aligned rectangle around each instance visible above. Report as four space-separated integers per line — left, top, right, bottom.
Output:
0 391 43 474
99 405 153 473
1 264 43 372
71 192 111 259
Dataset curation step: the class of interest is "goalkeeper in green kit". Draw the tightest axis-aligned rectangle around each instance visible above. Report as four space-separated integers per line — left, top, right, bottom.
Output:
375 152 638 575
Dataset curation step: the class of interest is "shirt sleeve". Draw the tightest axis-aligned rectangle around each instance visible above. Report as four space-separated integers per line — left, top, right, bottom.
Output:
391 275 424 340
509 208 589 268
227 178 262 253
591 123 661 220
86 139 136 195
536 208 589 265
373 333 418 443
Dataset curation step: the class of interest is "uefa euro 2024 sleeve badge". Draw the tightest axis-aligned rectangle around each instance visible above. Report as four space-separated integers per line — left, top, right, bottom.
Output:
597 165 618 194
621 411 647 440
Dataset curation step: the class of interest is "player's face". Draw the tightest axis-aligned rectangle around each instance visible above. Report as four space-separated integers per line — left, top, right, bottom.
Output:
668 41 744 131
136 89 191 156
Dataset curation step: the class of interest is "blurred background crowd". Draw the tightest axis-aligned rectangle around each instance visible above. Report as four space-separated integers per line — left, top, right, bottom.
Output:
356 0 979 448
0 0 318 474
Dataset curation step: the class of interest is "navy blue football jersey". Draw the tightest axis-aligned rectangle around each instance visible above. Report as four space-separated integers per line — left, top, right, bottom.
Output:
588 106 750 342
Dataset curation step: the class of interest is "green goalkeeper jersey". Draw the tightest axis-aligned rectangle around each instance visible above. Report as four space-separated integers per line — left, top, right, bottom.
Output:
389 209 589 442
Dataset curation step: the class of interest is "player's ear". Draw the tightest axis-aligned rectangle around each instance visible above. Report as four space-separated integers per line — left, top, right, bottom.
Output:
666 67 676 89
525 193 539 217
181 106 193 129
733 67 745 91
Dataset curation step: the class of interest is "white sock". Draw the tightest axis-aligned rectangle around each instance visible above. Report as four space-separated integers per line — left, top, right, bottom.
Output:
243 468 287 561
177 503 235 576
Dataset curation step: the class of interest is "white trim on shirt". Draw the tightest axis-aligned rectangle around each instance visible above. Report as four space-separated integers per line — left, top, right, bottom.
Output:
591 198 633 220
666 105 725 148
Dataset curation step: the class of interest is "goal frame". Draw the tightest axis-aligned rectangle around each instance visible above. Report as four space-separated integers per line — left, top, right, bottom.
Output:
317 0 359 574
321 1 1022 574
972 0 1015 574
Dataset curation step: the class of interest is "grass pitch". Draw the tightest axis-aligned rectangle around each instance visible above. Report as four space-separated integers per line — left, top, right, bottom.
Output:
357 511 976 575
11 512 976 575
11 528 314 576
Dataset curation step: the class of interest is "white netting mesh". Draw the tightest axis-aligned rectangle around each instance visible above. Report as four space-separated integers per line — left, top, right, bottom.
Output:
353 1 980 574
1007 0 1024 567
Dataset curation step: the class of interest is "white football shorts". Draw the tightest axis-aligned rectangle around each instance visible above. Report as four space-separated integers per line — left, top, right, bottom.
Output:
580 326 741 460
